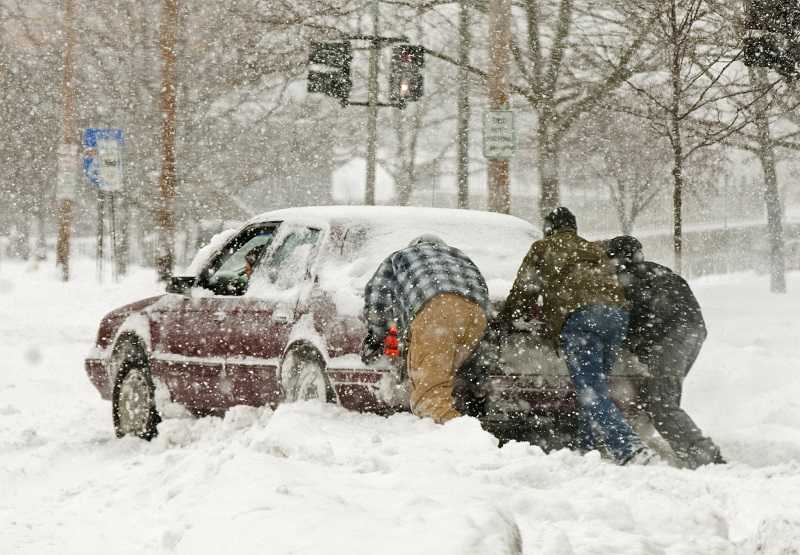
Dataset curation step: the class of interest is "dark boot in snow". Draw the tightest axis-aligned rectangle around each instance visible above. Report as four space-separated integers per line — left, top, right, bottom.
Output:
678 440 725 469
623 446 664 466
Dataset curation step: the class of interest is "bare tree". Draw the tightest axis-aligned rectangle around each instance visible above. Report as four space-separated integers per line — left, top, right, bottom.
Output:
623 0 750 274
579 107 671 234
721 64 800 293
510 0 659 219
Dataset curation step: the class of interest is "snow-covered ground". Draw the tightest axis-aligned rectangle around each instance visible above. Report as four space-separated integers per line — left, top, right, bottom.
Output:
1 258 799 554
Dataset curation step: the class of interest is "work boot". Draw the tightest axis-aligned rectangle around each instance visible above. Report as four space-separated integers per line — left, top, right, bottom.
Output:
622 446 663 466
678 440 726 469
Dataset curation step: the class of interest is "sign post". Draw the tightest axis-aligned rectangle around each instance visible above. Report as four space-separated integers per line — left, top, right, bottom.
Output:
83 128 125 282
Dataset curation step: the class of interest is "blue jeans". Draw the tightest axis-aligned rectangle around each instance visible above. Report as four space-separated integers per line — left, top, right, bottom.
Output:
561 305 640 463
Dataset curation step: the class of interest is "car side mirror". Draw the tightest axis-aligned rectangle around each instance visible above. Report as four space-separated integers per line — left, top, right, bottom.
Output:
166 276 197 295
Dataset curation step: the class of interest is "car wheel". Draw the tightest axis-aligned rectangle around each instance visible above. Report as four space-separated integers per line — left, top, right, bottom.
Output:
112 353 160 440
282 350 334 403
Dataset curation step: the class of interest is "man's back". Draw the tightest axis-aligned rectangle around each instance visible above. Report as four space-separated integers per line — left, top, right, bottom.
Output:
363 242 489 339
504 229 626 335
621 261 706 353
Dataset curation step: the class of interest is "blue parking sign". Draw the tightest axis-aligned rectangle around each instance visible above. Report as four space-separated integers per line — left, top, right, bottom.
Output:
83 128 124 191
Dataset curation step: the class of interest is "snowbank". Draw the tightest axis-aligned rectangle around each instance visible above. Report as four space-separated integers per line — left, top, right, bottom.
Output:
1 258 799 554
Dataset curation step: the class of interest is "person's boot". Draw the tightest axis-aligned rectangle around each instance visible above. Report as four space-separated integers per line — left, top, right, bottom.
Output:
622 446 664 466
679 440 725 469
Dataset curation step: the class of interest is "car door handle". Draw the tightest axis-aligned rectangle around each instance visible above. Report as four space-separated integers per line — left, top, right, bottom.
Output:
272 307 292 324
213 310 227 322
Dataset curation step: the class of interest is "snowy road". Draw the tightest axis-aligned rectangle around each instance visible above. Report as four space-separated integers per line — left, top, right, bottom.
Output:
1 260 799 554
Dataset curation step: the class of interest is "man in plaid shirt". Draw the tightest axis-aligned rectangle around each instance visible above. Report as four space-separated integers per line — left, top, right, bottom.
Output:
361 234 490 423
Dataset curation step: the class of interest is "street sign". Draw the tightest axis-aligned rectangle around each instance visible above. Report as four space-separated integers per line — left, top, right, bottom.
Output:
483 110 516 160
56 143 78 201
83 128 124 191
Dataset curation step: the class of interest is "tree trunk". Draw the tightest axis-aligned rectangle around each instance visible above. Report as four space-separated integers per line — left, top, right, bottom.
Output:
56 0 77 281
35 185 47 261
14 219 31 260
669 44 684 276
486 0 511 214
456 1 471 209
156 0 179 281
670 153 684 275
537 123 560 219
750 67 786 293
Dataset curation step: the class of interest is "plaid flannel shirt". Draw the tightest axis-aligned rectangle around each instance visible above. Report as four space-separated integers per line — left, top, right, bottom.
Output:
363 243 490 345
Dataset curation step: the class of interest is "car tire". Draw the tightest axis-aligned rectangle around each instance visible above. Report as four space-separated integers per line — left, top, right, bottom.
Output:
282 349 335 403
112 349 161 440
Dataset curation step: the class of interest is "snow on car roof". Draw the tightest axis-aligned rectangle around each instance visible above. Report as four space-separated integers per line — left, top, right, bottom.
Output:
247 204 534 231
261 206 538 317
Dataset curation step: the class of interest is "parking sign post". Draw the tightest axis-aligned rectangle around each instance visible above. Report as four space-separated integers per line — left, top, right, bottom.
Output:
83 128 125 282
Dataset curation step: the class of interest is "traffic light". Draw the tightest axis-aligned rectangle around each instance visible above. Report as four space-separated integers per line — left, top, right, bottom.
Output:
743 36 800 79
389 44 424 108
308 42 352 106
746 0 800 35
743 1 800 79
743 34 783 67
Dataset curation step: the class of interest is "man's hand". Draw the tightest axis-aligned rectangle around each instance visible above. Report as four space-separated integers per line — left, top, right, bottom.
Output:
488 318 510 334
360 331 383 365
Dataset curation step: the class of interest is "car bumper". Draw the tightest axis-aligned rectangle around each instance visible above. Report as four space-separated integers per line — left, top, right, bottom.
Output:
488 373 645 413
85 358 111 400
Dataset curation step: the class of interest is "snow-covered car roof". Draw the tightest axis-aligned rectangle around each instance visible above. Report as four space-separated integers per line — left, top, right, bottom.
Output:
248 206 538 316
247 205 533 232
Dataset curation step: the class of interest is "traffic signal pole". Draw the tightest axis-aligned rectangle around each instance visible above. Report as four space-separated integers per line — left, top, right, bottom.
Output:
365 0 380 205
307 28 421 206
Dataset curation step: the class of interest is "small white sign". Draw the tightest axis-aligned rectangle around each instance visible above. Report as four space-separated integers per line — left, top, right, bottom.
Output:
483 110 516 160
56 143 78 201
96 137 123 192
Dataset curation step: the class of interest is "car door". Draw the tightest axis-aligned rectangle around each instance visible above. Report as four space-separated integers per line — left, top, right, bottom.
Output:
223 224 323 406
154 224 278 413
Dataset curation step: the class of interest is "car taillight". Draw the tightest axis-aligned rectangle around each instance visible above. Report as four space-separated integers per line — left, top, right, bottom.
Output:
384 324 399 357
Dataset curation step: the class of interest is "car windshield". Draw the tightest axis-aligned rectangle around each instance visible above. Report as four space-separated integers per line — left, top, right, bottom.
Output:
216 230 274 277
318 216 538 318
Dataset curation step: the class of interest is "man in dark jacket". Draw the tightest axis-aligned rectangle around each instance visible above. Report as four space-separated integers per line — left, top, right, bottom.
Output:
361 234 490 423
607 236 724 468
498 207 655 465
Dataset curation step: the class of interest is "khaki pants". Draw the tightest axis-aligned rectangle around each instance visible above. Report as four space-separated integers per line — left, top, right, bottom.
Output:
407 293 488 423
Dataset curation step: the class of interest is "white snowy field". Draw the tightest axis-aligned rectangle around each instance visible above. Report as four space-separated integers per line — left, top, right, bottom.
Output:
1 258 799 555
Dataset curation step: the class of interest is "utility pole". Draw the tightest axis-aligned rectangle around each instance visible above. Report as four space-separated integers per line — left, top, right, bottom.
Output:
486 0 511 214
156 0 178 281
365 0 380 205
56 0 77 281
456 1 472 209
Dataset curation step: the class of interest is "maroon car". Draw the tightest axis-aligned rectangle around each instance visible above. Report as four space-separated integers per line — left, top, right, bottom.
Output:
85 206 647 446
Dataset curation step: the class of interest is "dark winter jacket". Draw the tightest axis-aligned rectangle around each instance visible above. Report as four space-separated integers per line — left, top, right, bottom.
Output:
498 229 628 337
615 260 707 361
361 243 489 363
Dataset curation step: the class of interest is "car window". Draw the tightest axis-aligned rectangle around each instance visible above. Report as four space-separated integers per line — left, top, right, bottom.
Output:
204 226 276 295
265 227 321 290
217 232 273 276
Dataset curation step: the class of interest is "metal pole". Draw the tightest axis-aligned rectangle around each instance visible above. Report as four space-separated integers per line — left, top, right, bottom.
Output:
110 192 118 282
56 0 77 281
97 191 105 283
487 0 511 214
365 0 379 205
456 1 472 209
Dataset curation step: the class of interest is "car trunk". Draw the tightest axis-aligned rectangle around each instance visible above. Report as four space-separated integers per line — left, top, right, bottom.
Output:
458 302 649 451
